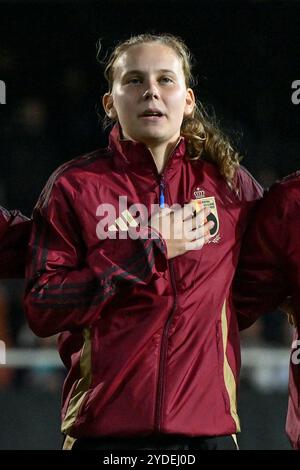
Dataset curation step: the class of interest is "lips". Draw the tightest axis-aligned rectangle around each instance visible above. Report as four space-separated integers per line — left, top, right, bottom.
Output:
138 110 165 123
139 109 164 117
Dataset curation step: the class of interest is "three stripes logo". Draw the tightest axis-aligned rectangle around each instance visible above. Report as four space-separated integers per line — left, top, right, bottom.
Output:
108 209 139 232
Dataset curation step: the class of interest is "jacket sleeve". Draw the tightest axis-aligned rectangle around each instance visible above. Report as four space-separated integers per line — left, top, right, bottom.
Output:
24 177 168 338
233 184 289 330
0 206 31 279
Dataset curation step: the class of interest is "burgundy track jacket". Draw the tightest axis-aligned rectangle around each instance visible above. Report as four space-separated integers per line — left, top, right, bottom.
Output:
0 206 30 278
24 124 262 442
234 172 300 449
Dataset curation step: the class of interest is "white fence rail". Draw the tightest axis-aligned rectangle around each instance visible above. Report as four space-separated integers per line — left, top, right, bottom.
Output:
0 346 291 393
0 346 291 368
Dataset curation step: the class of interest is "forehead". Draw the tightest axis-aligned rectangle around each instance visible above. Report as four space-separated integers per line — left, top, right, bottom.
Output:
113 42 184 79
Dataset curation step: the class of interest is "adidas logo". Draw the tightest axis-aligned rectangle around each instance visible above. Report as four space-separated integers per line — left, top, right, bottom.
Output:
108 210 139 232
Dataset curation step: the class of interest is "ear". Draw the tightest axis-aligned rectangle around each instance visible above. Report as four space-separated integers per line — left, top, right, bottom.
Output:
102 93 117 119
184 88 196 118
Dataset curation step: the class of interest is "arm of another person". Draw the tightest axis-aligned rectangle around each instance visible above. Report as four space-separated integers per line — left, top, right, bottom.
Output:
0 206 31 278
233 184 290 330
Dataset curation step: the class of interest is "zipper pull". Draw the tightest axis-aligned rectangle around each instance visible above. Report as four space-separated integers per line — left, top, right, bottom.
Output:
159 177 165 208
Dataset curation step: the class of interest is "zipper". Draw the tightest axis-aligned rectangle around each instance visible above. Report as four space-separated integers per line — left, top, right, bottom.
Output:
154 140 183 430
155 259 178 431
157 135 182 210
154 179 178 432
159 175 165 209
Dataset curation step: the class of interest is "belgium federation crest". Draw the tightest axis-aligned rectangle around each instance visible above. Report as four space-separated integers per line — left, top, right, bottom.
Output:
192 196 220 238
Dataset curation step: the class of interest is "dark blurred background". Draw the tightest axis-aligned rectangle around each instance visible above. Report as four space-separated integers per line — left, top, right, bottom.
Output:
0 0 299 449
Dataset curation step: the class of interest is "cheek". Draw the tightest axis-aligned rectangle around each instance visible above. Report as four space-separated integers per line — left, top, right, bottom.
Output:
112 90 134 116
167 89 187 111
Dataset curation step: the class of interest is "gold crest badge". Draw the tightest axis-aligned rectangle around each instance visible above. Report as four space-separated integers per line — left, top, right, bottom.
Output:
192 196 220 238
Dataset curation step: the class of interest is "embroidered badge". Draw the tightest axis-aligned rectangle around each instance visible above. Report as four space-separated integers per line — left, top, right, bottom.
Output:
191 196 220 242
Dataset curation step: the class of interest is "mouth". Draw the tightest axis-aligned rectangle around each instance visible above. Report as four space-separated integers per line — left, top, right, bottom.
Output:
139 110 165 121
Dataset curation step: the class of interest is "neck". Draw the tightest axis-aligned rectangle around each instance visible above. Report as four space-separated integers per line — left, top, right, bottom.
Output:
147 138 181 175
119 126 181 175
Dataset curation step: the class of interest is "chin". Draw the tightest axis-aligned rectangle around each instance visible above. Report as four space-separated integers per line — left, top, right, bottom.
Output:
137 130 166 141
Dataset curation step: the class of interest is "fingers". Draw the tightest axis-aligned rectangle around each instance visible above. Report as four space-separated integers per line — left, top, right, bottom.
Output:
160 201 209 226
151 206 173 220
186 220 214 242
194 206 210 226
183 206 211 235
184 230 212 251
182 201 208 221
150 206 173 236
159 207 173 217
151 201 213 251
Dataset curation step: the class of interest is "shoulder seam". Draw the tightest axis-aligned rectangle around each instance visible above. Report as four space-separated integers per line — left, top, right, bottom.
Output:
36 147 112 210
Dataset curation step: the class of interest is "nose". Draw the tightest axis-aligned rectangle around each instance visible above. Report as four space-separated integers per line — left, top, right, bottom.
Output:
143 89 159 99
142 80 159 100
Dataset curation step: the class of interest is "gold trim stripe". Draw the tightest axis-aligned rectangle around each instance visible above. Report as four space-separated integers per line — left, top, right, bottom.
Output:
221 300 241 432
61 327 92 435
63 435 76 450
231 433 239 449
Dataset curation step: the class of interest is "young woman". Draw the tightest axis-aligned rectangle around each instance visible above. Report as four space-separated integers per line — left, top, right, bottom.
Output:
0 206 30 278
24 33 262 450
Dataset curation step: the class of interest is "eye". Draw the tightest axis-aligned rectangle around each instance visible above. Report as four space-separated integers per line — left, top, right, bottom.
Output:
127 77 142 84
159 76 174 84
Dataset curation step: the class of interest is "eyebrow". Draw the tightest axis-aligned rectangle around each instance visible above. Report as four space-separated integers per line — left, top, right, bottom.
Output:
122 69 177 78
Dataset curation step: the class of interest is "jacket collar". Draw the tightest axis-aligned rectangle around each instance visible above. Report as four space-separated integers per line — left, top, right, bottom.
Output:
108 123 186 178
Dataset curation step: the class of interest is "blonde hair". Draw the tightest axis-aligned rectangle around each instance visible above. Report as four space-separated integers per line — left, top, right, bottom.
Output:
97 33 241 183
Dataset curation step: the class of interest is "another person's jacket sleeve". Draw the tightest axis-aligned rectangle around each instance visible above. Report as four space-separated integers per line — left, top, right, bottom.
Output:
233 184 289 330
0 206 31 278
24 176 168 338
